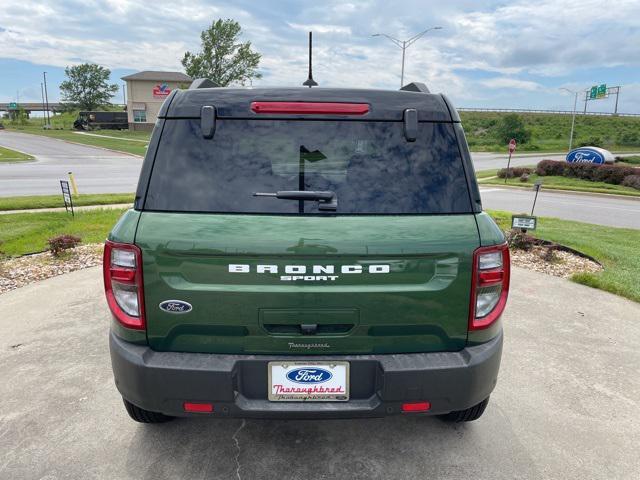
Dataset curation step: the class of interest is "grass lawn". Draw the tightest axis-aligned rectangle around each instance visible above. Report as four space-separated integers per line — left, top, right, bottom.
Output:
475 168 500 179
73 130 150 142
6 126 147 156
0 145 33 163
0 193 134 211
489 210 640 303
480 173 640 197
617 155 640 166
461 110 640 152
0 208 127 256
1 206 637 303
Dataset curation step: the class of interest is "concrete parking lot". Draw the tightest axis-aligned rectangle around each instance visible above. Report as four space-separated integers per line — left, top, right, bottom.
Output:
1 267 639 479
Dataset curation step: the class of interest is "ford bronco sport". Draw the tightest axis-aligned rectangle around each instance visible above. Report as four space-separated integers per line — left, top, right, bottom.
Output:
105 81 509 423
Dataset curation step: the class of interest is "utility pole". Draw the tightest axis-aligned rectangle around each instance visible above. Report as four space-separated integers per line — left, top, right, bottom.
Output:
43 71 51 128
560 88 579 151
41 83 46 126
372 26 443 88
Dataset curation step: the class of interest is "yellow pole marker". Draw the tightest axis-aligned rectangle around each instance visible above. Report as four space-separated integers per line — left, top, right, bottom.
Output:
68 172 79 196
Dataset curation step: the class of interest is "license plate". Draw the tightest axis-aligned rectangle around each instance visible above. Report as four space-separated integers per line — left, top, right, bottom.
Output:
268 362 349 402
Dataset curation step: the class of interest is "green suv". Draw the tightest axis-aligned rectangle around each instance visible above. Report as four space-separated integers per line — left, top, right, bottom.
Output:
105 81 509 423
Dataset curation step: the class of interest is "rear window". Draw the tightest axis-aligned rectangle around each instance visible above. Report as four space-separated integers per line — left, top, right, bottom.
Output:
144 119 472 214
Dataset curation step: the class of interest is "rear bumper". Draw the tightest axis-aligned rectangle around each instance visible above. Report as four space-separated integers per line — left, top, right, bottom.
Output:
109 331 503 419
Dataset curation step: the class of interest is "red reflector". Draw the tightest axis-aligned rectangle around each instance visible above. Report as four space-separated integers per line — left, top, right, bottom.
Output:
183 402 214 413
110 267 136 282
478 270 503 285
401 401 431 412
251 101 369 115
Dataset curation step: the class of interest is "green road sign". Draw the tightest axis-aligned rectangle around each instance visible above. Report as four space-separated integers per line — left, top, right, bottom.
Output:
589 86 598 99
8 102 17 109
597 83 607 98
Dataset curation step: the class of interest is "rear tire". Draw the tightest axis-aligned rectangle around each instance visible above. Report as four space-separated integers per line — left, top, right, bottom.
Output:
123 398 174 423
440 397 490 423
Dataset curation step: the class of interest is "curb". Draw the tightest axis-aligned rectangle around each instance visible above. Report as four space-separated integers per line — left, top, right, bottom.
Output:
57 138 143 158
0 203 132 215
478 182 640 201
3 129 143 158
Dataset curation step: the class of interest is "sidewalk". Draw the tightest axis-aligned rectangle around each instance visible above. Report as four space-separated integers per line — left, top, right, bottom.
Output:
0 203 132 215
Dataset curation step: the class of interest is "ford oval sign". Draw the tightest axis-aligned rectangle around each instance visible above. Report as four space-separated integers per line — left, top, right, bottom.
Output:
566 147 608 165
159 300 192 314
286 367 333 384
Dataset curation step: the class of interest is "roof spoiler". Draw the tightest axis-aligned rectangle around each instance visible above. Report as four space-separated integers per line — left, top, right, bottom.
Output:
400 82 430 93
189 78 218 89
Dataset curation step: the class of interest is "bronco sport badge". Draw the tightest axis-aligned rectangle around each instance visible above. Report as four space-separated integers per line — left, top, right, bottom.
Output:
228 264 390 282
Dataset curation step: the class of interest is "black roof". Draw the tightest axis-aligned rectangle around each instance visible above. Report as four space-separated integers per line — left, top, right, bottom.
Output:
158 87 459 122
122 71 192 82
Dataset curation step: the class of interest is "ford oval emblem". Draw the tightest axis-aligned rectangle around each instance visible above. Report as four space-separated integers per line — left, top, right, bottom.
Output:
566 147 606 165
159 300 192 314
286 367 333 384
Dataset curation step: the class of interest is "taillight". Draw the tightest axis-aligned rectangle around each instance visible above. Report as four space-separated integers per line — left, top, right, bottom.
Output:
250 101 369 115
469 243 510 330
103 240 145 330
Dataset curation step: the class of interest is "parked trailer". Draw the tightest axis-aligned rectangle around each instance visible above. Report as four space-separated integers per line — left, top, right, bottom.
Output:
74 111 128 130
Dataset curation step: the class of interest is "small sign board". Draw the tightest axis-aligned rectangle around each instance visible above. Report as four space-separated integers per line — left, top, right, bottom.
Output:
512 215 537 231
60 180 74 216
508 138 517 154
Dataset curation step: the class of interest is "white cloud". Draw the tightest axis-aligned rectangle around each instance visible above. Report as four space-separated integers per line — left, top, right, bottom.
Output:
287 23 352 35
0 0 639 109
481 77 542 91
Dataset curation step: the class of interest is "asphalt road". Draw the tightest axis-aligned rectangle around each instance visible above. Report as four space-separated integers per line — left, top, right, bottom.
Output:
1 131 639 229
0 131 569 196
1 266 639 479
480 186 640 229
0 130 142 195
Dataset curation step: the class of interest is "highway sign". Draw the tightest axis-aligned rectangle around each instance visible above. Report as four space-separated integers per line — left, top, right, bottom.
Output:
509 138 517 154
9 102 17 109
589 84 608 100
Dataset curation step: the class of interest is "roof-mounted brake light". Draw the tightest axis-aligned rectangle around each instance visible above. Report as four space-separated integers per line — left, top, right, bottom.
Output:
250 102 369 115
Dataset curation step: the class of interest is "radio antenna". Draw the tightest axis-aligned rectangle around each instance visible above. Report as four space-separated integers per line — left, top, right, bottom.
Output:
303 31 318 88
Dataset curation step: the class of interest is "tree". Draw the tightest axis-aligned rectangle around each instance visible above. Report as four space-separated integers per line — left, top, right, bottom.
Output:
495 114 531 145
59 64 118 110
182 19 262 86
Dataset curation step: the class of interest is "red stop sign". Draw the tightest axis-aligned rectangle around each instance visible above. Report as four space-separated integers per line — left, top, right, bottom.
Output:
509 139 517 153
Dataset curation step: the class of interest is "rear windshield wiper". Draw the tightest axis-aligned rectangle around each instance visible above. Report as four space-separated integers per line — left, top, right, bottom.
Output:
253 190 337 211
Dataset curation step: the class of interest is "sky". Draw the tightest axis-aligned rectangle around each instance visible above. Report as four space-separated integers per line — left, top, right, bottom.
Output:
1 0 639 113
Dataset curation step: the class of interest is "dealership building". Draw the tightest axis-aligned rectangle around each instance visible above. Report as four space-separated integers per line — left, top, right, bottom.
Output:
122 71 192 130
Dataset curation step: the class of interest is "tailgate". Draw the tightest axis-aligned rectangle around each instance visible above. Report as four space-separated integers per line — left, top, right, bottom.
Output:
136 212 479 354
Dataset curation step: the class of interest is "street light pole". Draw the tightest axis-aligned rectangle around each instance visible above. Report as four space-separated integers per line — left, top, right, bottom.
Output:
40 82 46 127
560 88 579 151
43 71 51 128
372 26 443 88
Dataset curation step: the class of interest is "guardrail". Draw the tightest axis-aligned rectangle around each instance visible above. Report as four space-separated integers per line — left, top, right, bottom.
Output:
457 107 640 117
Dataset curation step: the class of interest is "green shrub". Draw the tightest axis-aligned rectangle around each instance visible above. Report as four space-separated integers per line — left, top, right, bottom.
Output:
494 114 531 145
497 167 533 178
621 175 640 190
536 160 566 176
506 229 539 251
48 234 82 256
536 160 640 185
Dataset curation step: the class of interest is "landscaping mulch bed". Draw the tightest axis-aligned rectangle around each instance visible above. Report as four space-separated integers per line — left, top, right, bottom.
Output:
510 246 602 278
0 244 103 294
0 242 602 295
